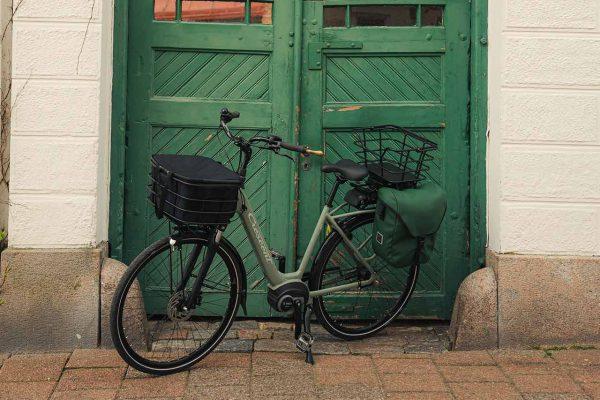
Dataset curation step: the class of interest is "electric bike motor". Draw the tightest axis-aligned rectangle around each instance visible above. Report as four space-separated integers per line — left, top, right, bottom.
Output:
267 281 310 312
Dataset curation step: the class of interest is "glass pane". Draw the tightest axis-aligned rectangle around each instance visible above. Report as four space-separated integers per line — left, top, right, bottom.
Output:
181 0 246 23
422 5 444 26
251 2 272 24
155 0 176 21
350 5 417 27
324 6 346 28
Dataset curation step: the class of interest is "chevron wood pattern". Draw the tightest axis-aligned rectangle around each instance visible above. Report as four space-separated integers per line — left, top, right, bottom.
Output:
325 55 442 104
154 50 271 101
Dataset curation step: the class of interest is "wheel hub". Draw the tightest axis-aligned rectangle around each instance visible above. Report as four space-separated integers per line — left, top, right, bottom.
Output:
167 291 193 321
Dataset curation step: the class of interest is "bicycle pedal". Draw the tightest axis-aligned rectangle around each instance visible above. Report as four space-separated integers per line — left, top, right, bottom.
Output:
295 332 314 353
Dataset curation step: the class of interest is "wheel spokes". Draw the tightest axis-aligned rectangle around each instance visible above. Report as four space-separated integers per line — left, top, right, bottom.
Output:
318 216 415 333
118 237 236 365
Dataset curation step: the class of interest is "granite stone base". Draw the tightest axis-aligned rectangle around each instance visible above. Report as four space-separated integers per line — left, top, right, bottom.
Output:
450 250 600 350
0 244 107 352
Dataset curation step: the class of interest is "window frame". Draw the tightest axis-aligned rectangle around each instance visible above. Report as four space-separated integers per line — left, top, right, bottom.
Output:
154 0 274 25
323 2 446 29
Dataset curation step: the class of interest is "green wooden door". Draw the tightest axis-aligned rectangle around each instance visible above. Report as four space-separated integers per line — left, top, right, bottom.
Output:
123 0 296 316
297 0 471 319
121 0 471 319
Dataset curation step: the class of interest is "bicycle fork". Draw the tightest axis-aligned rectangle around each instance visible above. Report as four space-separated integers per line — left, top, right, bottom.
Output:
170 229 222 311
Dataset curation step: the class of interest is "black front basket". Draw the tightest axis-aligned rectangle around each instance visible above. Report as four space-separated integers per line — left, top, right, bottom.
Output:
149 154 244 226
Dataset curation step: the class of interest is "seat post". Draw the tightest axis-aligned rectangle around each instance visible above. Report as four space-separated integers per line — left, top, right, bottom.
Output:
326 177 346 207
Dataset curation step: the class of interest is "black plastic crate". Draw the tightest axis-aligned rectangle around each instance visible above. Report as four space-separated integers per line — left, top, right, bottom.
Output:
354 126 437 189
149 154 244 226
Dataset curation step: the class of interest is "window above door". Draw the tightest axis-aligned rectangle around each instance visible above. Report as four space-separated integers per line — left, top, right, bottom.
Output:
324 3 444 28
154 0 273 24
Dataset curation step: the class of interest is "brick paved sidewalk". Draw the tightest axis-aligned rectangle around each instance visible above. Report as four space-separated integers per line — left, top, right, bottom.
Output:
0 323 598 400
1 348 598 400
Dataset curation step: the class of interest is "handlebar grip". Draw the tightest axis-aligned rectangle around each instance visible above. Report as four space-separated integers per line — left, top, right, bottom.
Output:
220 108 240 123
279 142 305 153
279 141 324 157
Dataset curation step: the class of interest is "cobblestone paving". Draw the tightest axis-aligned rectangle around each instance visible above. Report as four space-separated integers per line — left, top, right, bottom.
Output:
215 319 452 356
0 320 598 400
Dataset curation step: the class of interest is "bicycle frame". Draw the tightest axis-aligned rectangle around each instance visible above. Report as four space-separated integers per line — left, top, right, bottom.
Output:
237 189 376 298
207 117 377 299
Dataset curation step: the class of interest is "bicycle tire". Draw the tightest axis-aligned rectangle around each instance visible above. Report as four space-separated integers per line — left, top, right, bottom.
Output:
110 231 244 375
310 212 420 340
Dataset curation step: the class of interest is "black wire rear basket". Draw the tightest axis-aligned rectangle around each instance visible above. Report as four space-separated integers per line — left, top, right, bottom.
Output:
354 125 437 189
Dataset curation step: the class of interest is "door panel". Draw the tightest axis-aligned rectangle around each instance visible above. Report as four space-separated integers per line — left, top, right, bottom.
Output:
298 0 470 319
152 51 271 100
124 0 294 317
324 55 442 103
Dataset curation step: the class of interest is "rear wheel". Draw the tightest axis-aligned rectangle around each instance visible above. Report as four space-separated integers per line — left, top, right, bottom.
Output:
110 231 243 375
310 212 419 340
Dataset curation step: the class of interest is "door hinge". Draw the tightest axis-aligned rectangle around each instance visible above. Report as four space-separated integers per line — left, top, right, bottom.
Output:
308 41 363 70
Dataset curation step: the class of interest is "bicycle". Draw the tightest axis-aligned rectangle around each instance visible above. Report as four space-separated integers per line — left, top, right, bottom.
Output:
110 109 436 375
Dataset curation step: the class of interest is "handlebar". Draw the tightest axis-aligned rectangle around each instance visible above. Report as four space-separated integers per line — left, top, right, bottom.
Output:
279 141 324 157
256 136 323 157
279 141 304 153
219 108 324 157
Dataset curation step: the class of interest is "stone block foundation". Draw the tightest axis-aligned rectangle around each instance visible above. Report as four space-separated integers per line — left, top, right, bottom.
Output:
450 250 600 350
0 244 107 352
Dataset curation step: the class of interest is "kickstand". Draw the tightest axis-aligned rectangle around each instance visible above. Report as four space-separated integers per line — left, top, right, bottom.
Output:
293 299 315 365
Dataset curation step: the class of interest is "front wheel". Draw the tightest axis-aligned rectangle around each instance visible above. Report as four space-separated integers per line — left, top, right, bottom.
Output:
110 231 243 375
310 212 420 340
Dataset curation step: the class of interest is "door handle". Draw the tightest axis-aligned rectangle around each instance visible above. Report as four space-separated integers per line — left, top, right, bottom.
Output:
308 41 363 70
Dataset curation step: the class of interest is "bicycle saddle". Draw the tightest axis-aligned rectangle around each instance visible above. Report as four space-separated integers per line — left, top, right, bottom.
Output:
321 159 368 181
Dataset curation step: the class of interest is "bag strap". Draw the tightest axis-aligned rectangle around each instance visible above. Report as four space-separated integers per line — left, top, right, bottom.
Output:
376 201 386 220
413 237 426 266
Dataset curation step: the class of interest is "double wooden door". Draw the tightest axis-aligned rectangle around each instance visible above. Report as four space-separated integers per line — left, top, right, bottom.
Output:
122 0 471 318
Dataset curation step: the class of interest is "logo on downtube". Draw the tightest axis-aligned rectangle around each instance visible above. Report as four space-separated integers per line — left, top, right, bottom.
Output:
248 212 272 261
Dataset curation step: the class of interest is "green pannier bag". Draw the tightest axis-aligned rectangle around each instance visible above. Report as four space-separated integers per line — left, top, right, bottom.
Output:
372 182 447 267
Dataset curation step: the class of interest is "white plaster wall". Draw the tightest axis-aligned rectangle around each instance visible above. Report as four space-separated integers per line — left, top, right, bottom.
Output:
488 0 600 255
0 0 12 233
8 0 113 248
